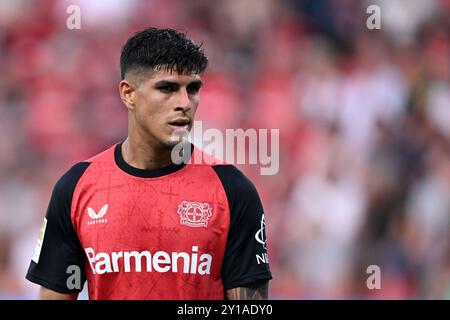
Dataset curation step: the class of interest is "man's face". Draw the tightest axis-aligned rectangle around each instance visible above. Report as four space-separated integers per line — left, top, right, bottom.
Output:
127 69 203 149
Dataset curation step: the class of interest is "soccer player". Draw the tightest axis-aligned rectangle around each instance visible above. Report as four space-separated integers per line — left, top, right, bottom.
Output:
26 27 272 300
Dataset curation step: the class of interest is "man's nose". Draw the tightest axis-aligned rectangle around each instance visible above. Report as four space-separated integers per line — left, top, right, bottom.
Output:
175 89 191 112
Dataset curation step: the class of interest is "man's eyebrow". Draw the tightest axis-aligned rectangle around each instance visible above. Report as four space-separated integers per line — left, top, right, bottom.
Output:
154 80 179 87
153 80 203 87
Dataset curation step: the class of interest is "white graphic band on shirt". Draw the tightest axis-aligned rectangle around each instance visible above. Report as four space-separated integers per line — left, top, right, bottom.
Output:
32 218 47 264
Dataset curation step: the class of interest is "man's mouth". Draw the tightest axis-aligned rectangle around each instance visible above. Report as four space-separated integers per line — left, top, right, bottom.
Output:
168 118 191 130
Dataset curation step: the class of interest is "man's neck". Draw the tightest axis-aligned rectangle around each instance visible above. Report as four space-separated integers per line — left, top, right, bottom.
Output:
121 137 173 170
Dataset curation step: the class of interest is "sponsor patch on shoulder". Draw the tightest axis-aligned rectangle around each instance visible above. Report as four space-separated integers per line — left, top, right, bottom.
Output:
32 218 47 263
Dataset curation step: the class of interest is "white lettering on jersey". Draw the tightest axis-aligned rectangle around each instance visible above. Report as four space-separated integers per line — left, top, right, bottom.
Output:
85 246 212 275
255 214 269 264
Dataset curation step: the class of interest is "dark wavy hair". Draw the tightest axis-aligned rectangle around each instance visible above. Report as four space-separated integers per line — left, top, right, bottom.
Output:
120 27 208 80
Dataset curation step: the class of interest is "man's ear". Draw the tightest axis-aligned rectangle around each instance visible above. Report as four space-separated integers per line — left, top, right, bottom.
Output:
119 80 137 111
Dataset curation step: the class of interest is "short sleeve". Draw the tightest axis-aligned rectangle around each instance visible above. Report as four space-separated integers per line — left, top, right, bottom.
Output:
212 165 272 290
26 162 90 293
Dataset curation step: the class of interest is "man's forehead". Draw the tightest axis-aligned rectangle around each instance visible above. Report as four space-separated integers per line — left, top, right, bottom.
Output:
149 68 201 83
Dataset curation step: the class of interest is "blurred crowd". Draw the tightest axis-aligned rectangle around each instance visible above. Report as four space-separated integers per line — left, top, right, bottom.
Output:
0 0 449 299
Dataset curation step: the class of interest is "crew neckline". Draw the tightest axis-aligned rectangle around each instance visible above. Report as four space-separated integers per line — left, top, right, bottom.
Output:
114 142 192 178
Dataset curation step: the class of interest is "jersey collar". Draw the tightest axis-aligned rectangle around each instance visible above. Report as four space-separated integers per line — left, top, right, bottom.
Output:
114 142 191 178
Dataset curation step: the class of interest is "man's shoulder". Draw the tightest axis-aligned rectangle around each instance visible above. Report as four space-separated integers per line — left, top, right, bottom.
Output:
189 145 227 166
185 146 260 203
54 143 118 194
189 146 247 181
84 143 117 163
211 164 246 181
52 162 91 200
210 164 260 201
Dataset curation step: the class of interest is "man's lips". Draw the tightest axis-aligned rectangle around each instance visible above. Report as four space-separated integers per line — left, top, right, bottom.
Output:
168 118 191 130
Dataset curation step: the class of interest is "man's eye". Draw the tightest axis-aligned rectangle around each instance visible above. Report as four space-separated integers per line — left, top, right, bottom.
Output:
158 85 176 93
187 85 200 94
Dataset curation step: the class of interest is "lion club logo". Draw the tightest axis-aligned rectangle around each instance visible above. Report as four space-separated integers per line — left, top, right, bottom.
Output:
178 201 212 228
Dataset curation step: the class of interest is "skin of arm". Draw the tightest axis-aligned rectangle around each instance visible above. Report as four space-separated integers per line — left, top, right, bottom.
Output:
38 287 79 300
225 280 269 300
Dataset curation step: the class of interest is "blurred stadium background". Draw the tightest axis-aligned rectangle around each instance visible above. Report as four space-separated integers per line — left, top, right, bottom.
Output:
0 0 449 299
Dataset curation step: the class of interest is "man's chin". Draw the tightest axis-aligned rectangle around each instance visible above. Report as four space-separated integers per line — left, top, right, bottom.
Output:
163 136 189 150
166 130 190 147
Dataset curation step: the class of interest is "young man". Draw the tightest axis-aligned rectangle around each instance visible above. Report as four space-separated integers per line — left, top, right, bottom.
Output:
26 27 271 300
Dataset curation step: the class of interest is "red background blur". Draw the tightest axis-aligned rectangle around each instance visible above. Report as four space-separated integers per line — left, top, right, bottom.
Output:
0 0 449 299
